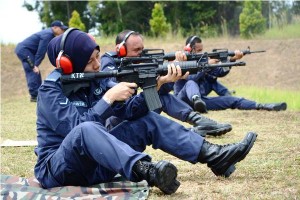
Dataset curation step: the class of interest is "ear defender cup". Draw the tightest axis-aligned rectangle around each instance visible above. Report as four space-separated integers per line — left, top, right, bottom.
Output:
117 31 135 57
56 51 73 74
184 44 192 52
184 36 198 53
56 28 78 74
117 43 127 57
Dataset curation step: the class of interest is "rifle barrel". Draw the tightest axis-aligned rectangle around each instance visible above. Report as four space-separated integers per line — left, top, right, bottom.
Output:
240 50 266 55
248 50 266 53
158 61 246 74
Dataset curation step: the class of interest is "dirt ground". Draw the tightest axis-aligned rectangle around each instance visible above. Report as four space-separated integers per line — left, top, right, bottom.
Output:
1 38 300 98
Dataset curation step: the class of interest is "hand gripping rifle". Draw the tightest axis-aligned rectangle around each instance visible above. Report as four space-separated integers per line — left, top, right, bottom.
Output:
61 57 246 111
153 46 266 63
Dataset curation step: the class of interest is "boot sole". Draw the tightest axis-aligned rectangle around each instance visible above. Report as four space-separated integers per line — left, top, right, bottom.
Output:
155 161 180 195
195 125 232 137
206 126 232 137
212 132 257 177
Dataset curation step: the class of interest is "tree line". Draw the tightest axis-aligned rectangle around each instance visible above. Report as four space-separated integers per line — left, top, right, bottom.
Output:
24 1 300 38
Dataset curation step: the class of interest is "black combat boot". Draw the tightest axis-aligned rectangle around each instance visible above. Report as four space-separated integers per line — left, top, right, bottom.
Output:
192 95 207 113
198 132 257 177
256 102 287 111
132 160 180 195
30 96 37 102
186 111 232 137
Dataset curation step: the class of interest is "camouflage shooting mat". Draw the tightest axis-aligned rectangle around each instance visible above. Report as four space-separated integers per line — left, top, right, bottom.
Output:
0 174 149 199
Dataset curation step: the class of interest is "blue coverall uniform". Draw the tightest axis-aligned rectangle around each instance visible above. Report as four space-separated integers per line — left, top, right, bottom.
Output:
100 52 194 126
204 67 231 96
15 28 55 98
174 69 257 110
34 69 203 188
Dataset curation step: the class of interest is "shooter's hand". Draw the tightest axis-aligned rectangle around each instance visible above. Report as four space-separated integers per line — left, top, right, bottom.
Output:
102 82 137 104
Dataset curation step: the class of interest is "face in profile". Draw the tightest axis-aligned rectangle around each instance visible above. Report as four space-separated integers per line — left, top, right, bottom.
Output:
192 42 204 53
125 35 144 57
84 49 100 72
53 27 65 36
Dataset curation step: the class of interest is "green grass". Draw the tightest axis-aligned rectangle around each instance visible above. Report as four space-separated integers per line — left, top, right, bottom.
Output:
210 86 300 111
1 96 37 177
257 22 300 40
1 96 37 140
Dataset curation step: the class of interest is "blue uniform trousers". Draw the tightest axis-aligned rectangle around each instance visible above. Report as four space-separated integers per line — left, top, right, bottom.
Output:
176 80 202 108
206 80 230 96
203 96 257 110
155 93 193 122
42 112 203 188
15 44 42 97
176 80 257 110
105 93 193 130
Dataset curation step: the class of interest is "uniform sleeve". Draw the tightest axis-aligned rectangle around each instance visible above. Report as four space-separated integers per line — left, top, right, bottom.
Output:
187 71 206 81
158 82 174 94
38 79 114 137
34 30 54 66
207 67 231 78
111 92 149 120
100 53 119 88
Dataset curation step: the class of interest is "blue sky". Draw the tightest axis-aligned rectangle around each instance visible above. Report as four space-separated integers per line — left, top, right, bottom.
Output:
0 0 43 44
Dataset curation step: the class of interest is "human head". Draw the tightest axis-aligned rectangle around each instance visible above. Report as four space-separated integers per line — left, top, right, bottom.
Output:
185 36 203 53
47 29 100 74
115 30 144 57
51 20 69 36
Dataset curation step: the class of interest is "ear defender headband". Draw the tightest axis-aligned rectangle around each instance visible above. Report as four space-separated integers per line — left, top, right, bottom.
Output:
56 28 78 74
117 31 135 57
184 36 198 52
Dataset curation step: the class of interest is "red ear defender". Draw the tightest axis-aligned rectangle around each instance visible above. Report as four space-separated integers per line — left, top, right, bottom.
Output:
184 36 197 53
117 41 127 57
56 51 73 74
184 44 192 52
55 28 78 74
117 31 135 57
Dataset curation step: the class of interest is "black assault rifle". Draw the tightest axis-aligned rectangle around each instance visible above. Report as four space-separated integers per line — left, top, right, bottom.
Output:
61 57 246 111
142 47 266 63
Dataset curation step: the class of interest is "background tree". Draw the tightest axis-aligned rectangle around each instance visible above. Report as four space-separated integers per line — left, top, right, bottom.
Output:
97 1 124 35
85 1 101 34
149 3 170 37
271 1 293 28
69 10 86 31
163 1 218 37
292 1 300 15
216 1 244 36
239 0 266 38
97 1 154 35
23 1 298 38
23 1 89 29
